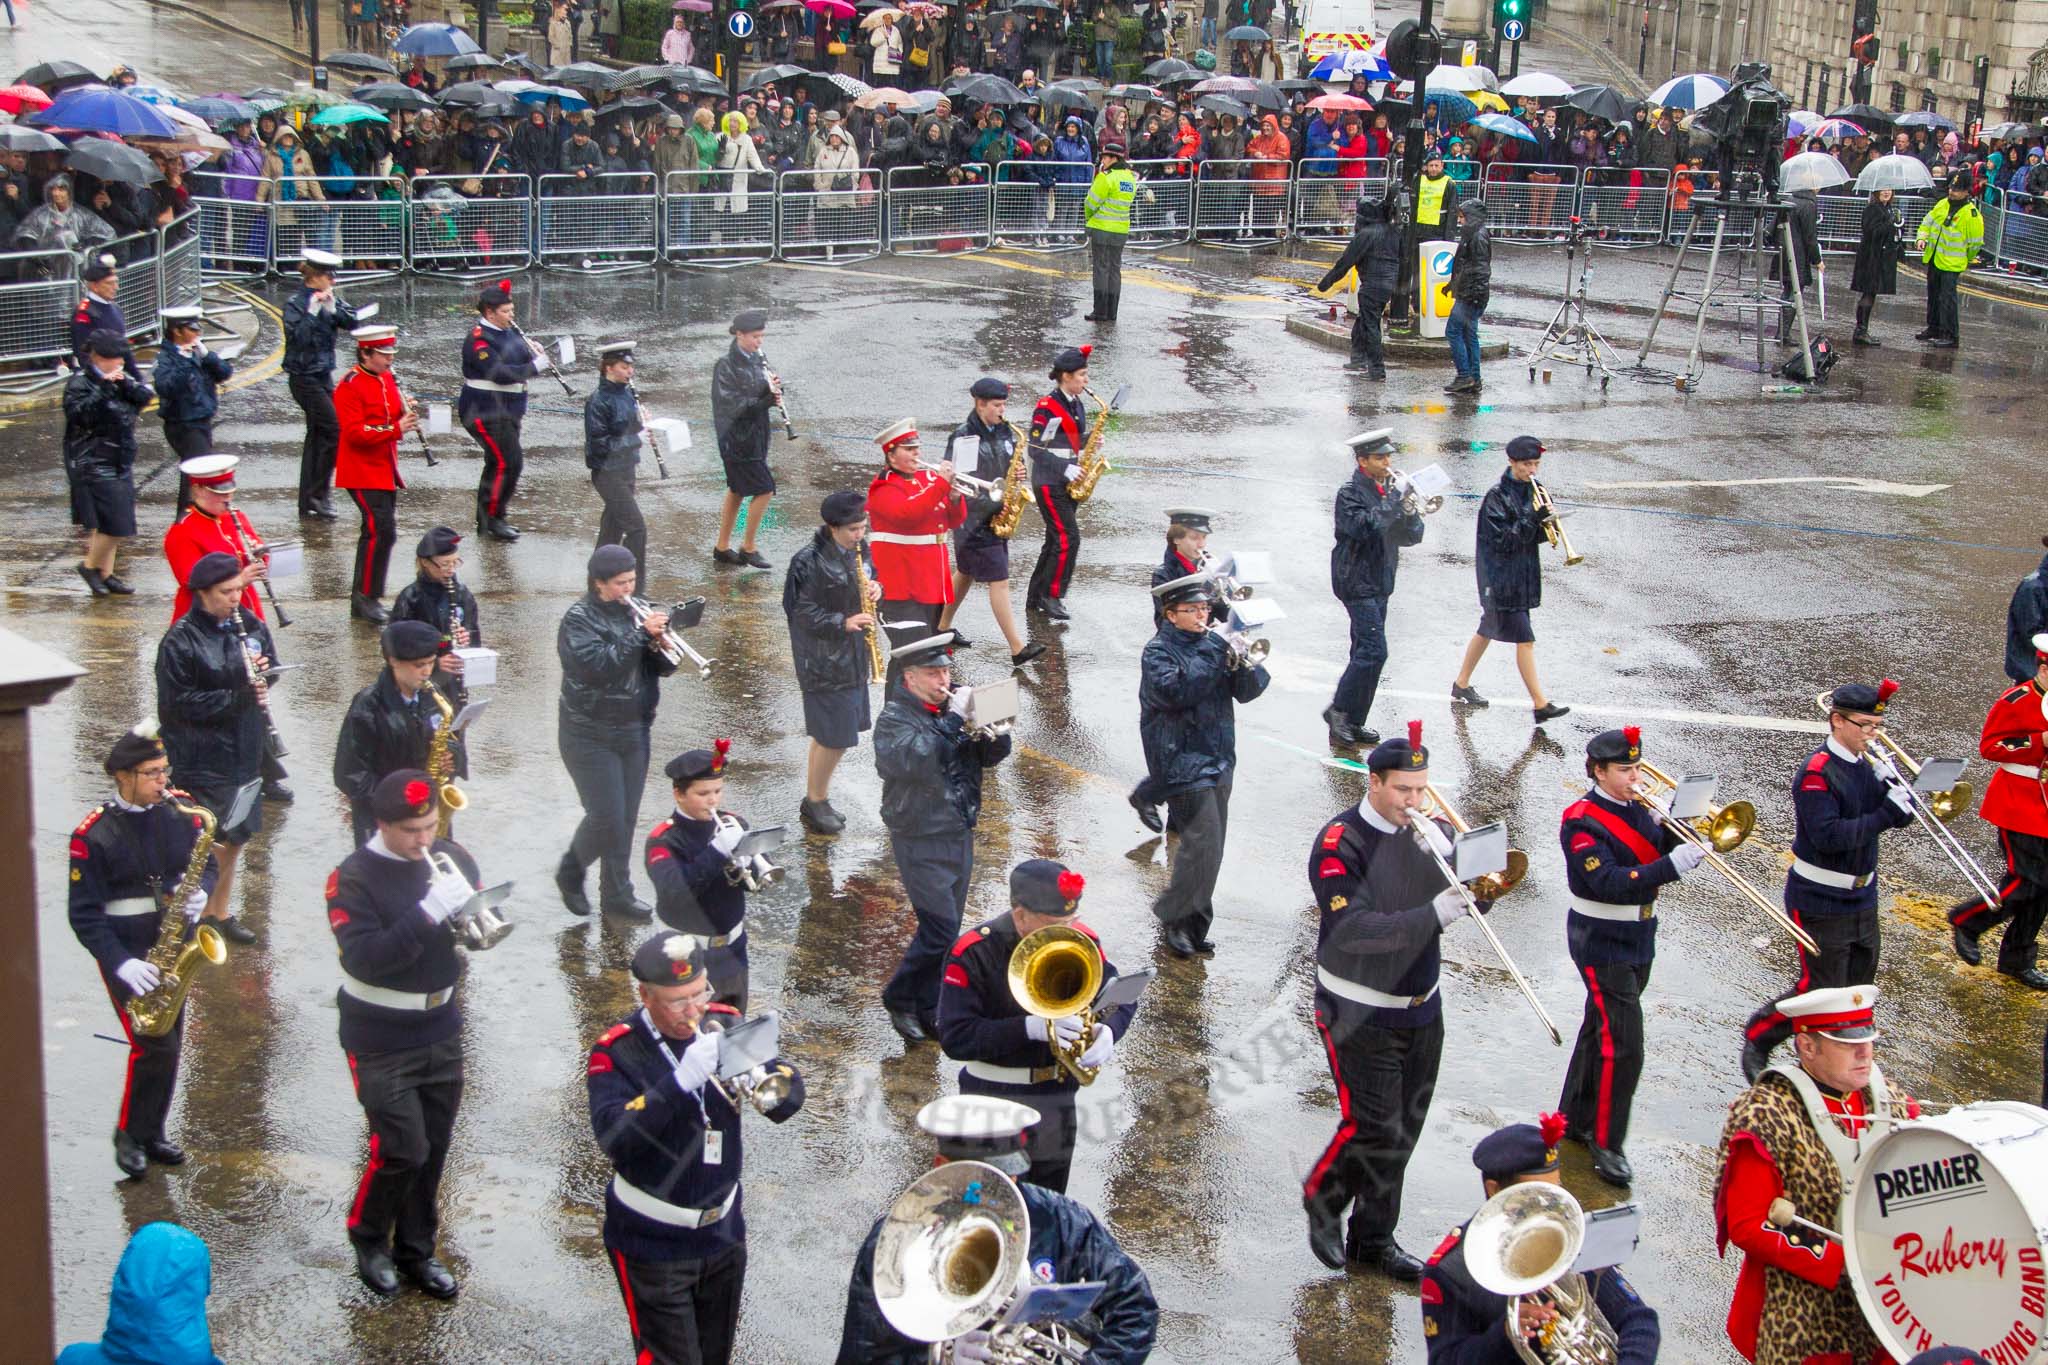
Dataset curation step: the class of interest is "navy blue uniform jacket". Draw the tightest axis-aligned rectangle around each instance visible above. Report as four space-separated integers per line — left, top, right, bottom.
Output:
1420 1218 1659 1363
68 797 218 981
1332 466 1424 602
1137 622 1269 799
1785 742 1914 917
1474 470 1545 613
1558 790 1681 968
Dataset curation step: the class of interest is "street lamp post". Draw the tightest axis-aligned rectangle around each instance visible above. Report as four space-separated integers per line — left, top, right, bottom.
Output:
1638 3 1650 75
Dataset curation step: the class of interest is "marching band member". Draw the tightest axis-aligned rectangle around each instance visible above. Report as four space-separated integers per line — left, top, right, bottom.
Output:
866 417 967 683
151 306 232 515
388 526 481 708
937 860 1138 1194
834 1095 1159 1363
335 620 465 846
1741 681 1917 1079
1303 722 1464 1280
1421 1116 1660 1362
63 328 151 598
283 247 359 520
1450 435 1570 722
1556 727 1706 1188
459 280 541 542
585 341 648 574
587 931 805 1365
647 742 757 1012
154 552 274 946
1147 506 1231 628
875 630 1013 1045
68 723 217 1179
1025 345 1091 621
1949 634 2048 988
555 545 681 920
71 255 140 378
1716 986 1915 1365
709 308 780 570
1141 574 1270 959
938 377 1044 667
782 492 878 836
1325 429 1426 748
327 769 480 1300
334 325 416 626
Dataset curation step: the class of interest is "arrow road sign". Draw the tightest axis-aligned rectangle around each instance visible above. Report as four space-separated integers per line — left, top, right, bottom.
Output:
1502 18 1525 40
728 11 755 37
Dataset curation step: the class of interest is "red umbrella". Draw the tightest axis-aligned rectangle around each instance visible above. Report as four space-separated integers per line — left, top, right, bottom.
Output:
807 0 856 16
1306 93 1372 113
0 84 54 115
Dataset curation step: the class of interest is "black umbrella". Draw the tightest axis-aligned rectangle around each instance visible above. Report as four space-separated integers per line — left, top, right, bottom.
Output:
1195 94 1249 118
324 51 398 76
946 72 1029 104
1273 78 1324 95
499 53 545 76
1238 82 1287 111
597 96 667 119
609 65 674 89
1224 23 1269 40
1051 76 1105 94
1827 102 1892 132
66 139 164 186
0 124 66 152
1562 83 1631 124
16 60 98 93
351 82 440 112
1142 57 1198 81
741 63 809 92
1106 82 1169 103
1009 0 1059 8
446 53 507 73
1038 85 1095 113
438 81 505 106
548 62 620 91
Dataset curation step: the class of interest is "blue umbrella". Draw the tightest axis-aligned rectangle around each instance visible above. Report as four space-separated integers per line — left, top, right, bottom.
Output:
513 84 591 111
394 23 484 58
1648 72 1727 111
1310 49 1392 81
1421 88 1477 126
1471 111 1536 143
1895 109 1956 132
23 86 181 138
177 95 256 128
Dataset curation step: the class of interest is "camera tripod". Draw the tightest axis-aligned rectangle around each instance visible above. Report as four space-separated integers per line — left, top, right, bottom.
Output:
1629 192 1820 393
1525 216 1620 389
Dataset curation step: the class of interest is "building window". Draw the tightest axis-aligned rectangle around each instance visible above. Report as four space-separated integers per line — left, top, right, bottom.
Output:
1921 89 1938 112
1889 82 1906 112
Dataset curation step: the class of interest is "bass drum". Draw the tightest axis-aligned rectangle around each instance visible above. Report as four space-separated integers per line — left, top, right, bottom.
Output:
1843 1101 2048 1362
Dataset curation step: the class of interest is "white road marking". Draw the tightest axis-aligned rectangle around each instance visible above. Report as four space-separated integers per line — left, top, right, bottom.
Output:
1582 475 1950 498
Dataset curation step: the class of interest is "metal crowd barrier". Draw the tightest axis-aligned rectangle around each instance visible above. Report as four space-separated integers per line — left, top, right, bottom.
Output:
160 219 202 316
1186 158 1272 247
105 226 166 342
536 172 660 272
1480 162 1580 241
883 166 992 255
1125 159 1192 249
194 193 272 279
1815 192 1865 251
1578 167 1669 244
411 173 535 278
1991 192 2048 277
777 168 883 262
272 194 407 282
992 159 1089 252
664 171 776 267
0 247 82 384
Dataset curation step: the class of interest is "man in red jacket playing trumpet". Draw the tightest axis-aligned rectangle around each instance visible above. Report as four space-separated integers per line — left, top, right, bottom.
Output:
866 417 967 683
335 326 418 626
1950 630 2048 990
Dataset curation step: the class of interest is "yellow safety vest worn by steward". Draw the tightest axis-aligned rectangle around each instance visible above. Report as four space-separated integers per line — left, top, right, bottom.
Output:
1084 167 1138 234
1917 197 1984 273
1416 173 1450 227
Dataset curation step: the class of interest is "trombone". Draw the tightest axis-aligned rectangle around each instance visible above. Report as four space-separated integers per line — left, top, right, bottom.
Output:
1410 793 1561 1046
625 594 715 678
1636 761 1756 853
1530 479 1585 566
1810 693 2003 910
1423 784 1529 899
1629 773 1821 955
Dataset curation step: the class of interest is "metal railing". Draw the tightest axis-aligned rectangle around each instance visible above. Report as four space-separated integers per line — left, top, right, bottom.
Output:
536 173 660 272
1577 166 1669 244
1289 157 1391 238
1193 156 1293 246
992 159 1090 252
411 173 536 277
664 170 777 267
1990 192 2048 277
1125 159 1192 249
0 213 203 383
883 166 992 255
0 247 83 380
1480 162 1581 241
777 168 884 262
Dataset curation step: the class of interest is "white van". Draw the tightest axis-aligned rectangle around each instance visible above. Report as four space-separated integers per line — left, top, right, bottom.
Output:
1299 0 1377 66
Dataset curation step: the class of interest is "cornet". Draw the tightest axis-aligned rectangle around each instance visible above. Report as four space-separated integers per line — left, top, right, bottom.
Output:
1210 625 1270 669
625 594 715 678
697 1014 795 1114
428 851 514 951
1392 469 1445 516
917 459 1002 498
715 812 782 891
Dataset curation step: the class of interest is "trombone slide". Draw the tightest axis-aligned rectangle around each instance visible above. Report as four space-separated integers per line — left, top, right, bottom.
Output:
1408 821 1563 1046
1634 785 1822 955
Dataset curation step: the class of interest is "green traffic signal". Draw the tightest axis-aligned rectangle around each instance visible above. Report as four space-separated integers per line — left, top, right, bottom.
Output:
1494 0 1523 21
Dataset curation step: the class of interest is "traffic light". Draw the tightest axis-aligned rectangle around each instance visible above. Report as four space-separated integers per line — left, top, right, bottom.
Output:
1494 0 1526 32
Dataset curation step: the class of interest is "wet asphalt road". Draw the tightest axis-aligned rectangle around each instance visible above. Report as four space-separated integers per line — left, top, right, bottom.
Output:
11 224 2048 1362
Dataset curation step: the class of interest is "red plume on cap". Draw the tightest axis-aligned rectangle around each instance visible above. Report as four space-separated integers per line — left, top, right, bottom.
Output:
1623 725 1641 747
497 279 512 293
1078 344 1092 358
1876 679 1900 703
711 737 731 773
1057 870 1086 901
1407 719 1423 749
404 779 432 809
1538 1111 1568 1146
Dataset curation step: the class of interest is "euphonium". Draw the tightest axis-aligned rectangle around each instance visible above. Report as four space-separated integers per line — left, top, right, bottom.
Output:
1462 1182 1619 1365
422 681 466 839
855 542 886 684
1067 392 1114 504
127 799 227 1038
1008 925 1104 1086
989 422 1033 540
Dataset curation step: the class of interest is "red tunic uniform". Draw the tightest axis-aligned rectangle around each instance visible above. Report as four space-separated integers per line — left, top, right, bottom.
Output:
866 467 968 605
1978 680 2048 838
334 365 407 493
162 505 267 622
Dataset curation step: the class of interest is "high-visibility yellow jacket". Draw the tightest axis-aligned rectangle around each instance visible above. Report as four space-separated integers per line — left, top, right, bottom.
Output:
1916 197 1984 273
1084 166 1137 233
1417 173 1451 227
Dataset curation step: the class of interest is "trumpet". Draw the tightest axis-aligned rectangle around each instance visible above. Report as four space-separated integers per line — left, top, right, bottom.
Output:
1209 624 1270 669
715 812 782 891
1196 549 1259 601
429 851 513 951
1628 774 1820 955
1393 469 1445 516
1810 692 2003 910
1530 479 1584 566
1463 1181 1620 1365
917 459 1003 499
698 1014 796 1114
1009 925 1103 1086
1407 800 1562 1046
625 594 715 678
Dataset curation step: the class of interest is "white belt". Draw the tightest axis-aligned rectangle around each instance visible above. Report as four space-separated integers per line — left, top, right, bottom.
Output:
1568 896 1655 923
1791 858 1874 891
611 1174 738 1229
462 378 528 393
339 969 454 1011
867 531 950 546
706 925 743 948
1316 965 1439 1010
105 896 159 918
964 1059 1062 1085
2001 762 2043 780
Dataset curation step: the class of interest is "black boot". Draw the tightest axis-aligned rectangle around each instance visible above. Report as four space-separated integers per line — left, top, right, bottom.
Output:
1322 705 1363 747
113 1128 147 1179
1305 1199 1346 1270
350 593 389 624
556 851 591 916
1083 291 1105 322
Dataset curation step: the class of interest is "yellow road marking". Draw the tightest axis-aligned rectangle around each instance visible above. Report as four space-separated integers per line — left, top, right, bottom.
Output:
979 250 1277 303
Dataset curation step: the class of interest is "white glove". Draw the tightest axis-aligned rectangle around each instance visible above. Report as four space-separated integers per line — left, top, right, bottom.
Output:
947 687 973 718
1078 1021 1115 1070
672 1028 721 1093
1063 463 1083 481
1887 782 1916 813
710 820 744 857
1433 886 1470 929
1671 842 1709 873
1026 1014 1086 1046
950 1329 996 1364
420 870 473 925
116 958 162 995
1415 817 1455 859
183 888 207 921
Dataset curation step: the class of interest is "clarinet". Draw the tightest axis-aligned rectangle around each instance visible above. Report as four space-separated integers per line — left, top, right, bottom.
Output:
511 316 576 398
443 574 469 701
229 609 288 760
627 377 668 479
759 350 795 440
238 513 291 627
396 377 439 467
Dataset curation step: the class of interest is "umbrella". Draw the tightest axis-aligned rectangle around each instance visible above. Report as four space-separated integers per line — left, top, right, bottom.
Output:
1471 111 1536 143
673 0 714 8
1195 94 1250 119
1309 50 1392 81
284 86 350 110
0 124 65 152
466 92 524 118
65 138 165 186
1306 92 1371 113
125 84 183 106
946 72 1027 104
394 24 483 58
548 62 620 91
438 80 505 106
764 1 806 7
1106 82 1169 103
808 0 857 15
1142 58 1199 82
154 105 213 136
1398 63 1492 93
1192 75 1259 93
351 82 440 112
1272 78 1324 94
499 53 546 76
310 102 391 126
15 61 99 94
1649 72 1727 111
1855 153 1935 193
1235 83 1287 111
177 95 255 127
516 85 591 111
1008 0 1059 8
1984 120 2030 141
855 85 916 109
1470 90 1508 112
1421 89 1477 126
598 97 668 119
0 83 53 114
1895 110 1956 132
1786 110 1818 136
611 65 675 88
1500 70 1573 98
1809 118 1865 143
1562 84 1631 124
1779 149 1849 191
906 91 945 112
1826 102 1891 131
1051 75 1105 94
858 6 902 26
1224 24 1269 40
323 51 398 76
796 70 870 103
1039 86 1096 114
743 64 811 91
445 53 508 72
24 87 180 138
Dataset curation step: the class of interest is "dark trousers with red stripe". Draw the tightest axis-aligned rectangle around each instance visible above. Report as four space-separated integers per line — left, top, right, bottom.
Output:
1027 482 1080 605
346 1035 463 1264
347 488 398 601
1742 908 1879 1061
1558 959 1651 1152
102 969 182 1144
1304 1002 1442 1254
1950 827 2048 974
609 1241 745 1365
470 416 524 520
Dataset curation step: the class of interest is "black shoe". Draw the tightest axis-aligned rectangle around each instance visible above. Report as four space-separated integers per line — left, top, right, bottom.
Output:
1741 1038 1771 1084
1038 597 1071 621
602 897 654 921
1355 728 1381 745
1852 330 1878 346
1322 705 1363 747
800 797 846 835
101 574 135 595
741 549 771 569
1361 1241 1425 1281
1447 376 1479 394
1913 328 1934 340
1343 359 1370 371
1930 336 1958 348
143 1137 187 1166
1451 683 1489 708
1590 1145 1633 1186
351 594 390 624
947 633 973 650
1129 791 1164 833
1532 702 1572 722
1369 366 1387 380
1162 923 1208 958
1193 935 1217 952
1306 1200 1346 1270
483 517 520 542
317 498 339 519
298 506 322 521
556 853 591 917
888 1009 932 1044
113 1128 147 1179
1953 922 1984 967
354 1243 402 1297
712 547 742 565
1011 643 1047 666
2003 966 2048 991
210 916 257 945
262 779 295 804
77 563 108 597
399 1256 459 1300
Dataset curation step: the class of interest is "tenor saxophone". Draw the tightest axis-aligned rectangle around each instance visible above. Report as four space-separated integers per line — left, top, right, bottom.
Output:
988 422 1033 540
854 543 886 684
126 799 227 1038
1067 393 1114 504
423 681 467 839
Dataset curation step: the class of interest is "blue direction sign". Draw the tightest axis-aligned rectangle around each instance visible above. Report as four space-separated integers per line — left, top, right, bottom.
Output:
1501 18 1525 40
728 10 755 37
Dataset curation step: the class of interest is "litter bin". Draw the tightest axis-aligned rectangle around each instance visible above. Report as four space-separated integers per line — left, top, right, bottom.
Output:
1418 239 1455 339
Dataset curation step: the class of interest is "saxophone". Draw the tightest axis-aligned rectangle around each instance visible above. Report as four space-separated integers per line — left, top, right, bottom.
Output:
126 799 227 1038
423 681 467 839
854 542 885 684
988 421 1033 540
1067 390 1114 504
